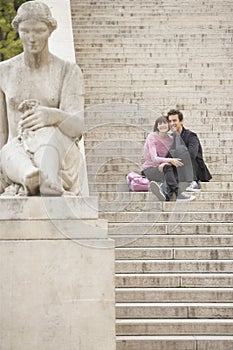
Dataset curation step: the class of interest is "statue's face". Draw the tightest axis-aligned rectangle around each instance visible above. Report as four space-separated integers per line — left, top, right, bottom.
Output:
18 19 51 54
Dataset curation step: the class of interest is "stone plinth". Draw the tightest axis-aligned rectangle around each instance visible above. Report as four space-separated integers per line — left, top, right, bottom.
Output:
0 197 116 350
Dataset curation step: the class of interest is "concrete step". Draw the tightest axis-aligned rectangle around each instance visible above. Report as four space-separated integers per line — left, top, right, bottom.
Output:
82 69 233 81
87 173 230 184
115 260 233 273
87 173 233 183
99 211 233 223
83 101 233 118
88 180 233 192
115 247 233 260
98 190 233 202
115 273 233 288
116 302 233 319
85 132 232 147
86 162 230 177
116 319 233 335
109 222 233 235
115 288 233 303
99 200 233 213
84 145 233 156
116 335 233 350
111 235 233 249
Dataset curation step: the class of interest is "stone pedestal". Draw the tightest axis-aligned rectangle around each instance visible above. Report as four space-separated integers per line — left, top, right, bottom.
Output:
0 197 116 350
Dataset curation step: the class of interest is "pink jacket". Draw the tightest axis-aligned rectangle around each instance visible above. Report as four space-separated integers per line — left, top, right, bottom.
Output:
141 132 173 170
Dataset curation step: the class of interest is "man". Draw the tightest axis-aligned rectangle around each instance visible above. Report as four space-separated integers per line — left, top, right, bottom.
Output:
167 109 212 191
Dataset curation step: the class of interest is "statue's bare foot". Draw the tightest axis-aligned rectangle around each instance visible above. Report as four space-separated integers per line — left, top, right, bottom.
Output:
40 178 63 196
24 169 40 195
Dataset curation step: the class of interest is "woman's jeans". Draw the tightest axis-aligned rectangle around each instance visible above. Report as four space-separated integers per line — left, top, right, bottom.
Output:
142 165 180 198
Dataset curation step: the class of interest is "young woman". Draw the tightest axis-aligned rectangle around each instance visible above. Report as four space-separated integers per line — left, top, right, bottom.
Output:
141 116 195 201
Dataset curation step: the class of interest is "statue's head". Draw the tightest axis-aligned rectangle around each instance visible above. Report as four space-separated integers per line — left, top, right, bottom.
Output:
12 1 57 33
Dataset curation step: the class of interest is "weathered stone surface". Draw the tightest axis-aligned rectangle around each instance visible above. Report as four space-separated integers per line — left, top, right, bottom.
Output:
0 238 115 350
0 197 98 220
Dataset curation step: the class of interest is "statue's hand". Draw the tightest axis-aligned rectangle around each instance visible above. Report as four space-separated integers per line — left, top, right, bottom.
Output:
20 106 60 131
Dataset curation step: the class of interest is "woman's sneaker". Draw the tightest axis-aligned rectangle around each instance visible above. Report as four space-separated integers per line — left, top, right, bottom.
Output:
177 192 196 202
186 181 201 192
150 181 167 201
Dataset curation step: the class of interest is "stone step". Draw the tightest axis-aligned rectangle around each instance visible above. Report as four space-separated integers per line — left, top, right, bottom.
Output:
82 67 233 78
116 335 233 350
74 10 232 19
116 319 233 335
99 200 233 213
85 129 232 144
115 288 233 303
76 35 232 46
84 97 233 111
98 190 233 202
78 41 232 51
85 132 233 150
115 260 233 273
83 67 233 80
87 167 228 177
116 302 233 319
88 180 233 192
87 171 229 183
88 172 231 182
115 273 233 288
83 101 233 118
84 145 233 156
109 222 233 236
82 142 207 154
198 191 233 201
99 211 233 223
83 88 232 99
76 30 230 38
110 235 233 249
115 247 233 260
84 130 146 140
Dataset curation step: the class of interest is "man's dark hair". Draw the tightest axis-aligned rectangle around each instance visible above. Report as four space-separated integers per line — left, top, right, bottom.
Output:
167 109 184 121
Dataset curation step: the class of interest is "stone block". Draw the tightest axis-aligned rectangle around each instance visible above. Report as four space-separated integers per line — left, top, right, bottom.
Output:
0 238 115 350
0 195 115 349
0 197 99 220
0 219 108 240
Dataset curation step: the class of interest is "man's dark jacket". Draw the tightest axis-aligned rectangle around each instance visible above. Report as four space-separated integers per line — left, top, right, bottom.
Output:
171 126 212 182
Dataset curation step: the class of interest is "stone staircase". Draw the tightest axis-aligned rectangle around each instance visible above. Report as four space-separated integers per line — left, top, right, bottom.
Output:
70 0 233 348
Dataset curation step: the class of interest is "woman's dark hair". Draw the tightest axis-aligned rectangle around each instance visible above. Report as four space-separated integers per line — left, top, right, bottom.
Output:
153 116 169 132
167 109 183 121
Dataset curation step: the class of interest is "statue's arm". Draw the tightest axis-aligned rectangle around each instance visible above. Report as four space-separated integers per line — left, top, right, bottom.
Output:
20 63 85 140
58 63 85 139
0 89 8 149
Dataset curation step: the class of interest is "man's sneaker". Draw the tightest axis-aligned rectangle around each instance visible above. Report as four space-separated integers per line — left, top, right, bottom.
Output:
150 181 166 201
186 181 201 192
177 192 196 202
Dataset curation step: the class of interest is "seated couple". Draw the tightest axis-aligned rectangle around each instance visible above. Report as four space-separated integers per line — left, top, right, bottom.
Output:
141 109 212 202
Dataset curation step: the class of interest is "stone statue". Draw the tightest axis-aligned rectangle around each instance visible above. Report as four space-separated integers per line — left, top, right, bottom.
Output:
0 1 85 196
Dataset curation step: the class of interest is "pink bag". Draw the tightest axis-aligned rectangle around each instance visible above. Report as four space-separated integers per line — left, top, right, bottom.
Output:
126 171 141 183
126 171 149 192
